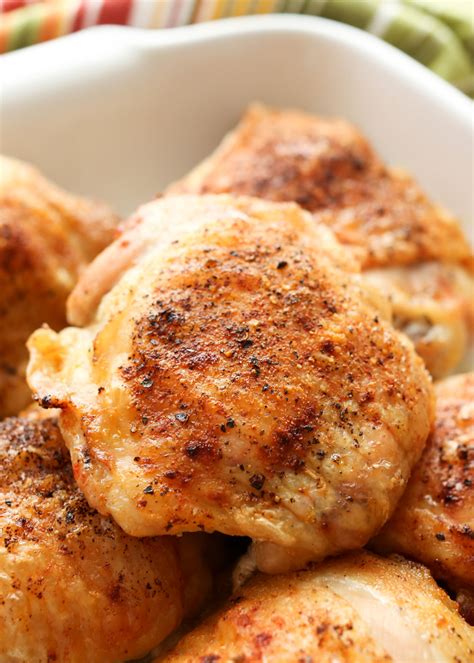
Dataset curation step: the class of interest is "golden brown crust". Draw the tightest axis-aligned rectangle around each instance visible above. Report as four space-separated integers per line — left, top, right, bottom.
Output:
372 373 474 598
158 551 473 663
0 156 116 261
0 415 213 662
167 105 473 379
0 155 118 417
167 105 472 270
0 205 74 416
28 195 433 573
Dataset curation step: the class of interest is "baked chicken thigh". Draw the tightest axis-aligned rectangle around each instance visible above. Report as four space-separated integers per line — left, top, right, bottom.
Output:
28 195 433 573
0 415 213 663
168 105 473 378
0 155 117 417
373 372 474 622
157 551 473 663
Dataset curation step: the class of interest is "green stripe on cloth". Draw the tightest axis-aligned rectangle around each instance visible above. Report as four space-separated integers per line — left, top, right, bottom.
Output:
282 0 307 12
320 0 379 30
405 0 474 55
270 0 288 12
382 5 472 85
301 0 328 16
454 72 474 97
6 3 42 51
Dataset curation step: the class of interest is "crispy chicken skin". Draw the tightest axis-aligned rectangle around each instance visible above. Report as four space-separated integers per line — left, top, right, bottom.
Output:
372 372 474 620
157 551 474 663
167 105 471 270
0 415 213 663
0 155 118 417
27 195 433 573
167 104 473 378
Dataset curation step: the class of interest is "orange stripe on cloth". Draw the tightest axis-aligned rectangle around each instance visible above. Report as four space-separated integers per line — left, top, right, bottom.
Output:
0 15 9 51
211 0 227 20
190 0 202 23
37 0 78 41
37 1 65 42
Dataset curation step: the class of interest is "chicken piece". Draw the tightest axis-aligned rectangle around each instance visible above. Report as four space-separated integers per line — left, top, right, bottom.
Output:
167 104 473 378
167 105 471 271
364 263 473 380
27 195 433 574
0 415 213 663
372 372 474 621
157 551 473 663
0 155 118 417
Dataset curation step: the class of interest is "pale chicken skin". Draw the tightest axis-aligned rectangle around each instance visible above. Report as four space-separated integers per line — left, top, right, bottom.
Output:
157 551 474 663
168 104 473 378
27 195 433 574
0 415 213 663
373 372 474 622
0 155 118 417
364 264 473 381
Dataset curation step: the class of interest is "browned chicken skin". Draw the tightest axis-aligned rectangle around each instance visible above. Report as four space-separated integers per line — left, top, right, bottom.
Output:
168 104 473 378
0 415 213 663
373 372 474 622
157 551 474 663
27 195 433 574
0 155 118 417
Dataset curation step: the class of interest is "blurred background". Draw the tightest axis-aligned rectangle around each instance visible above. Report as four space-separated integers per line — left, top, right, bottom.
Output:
1 0 473 96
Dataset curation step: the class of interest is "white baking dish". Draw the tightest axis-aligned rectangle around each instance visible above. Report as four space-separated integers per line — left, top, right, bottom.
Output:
0 14 472 241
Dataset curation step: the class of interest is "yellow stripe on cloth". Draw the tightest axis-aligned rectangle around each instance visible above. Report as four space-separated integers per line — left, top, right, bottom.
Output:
229 0 256 17
253 0 278 15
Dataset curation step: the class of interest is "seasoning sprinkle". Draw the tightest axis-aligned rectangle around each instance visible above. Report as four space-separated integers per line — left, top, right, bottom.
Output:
249 474 265 491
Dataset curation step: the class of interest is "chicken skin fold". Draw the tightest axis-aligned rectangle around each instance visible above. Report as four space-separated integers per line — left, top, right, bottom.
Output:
27 195 433 573
0 155 118 417
0 415 213 663
167 104 473 378
373 372 474 622
157 551 473 663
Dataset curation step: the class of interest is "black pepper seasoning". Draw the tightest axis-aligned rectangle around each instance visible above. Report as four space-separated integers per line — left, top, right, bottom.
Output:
249 474 265 490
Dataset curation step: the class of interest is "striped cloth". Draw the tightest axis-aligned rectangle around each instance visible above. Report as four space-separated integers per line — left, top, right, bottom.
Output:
1 1 473 95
